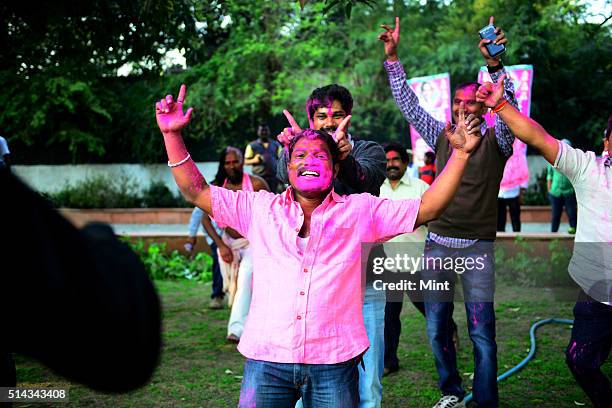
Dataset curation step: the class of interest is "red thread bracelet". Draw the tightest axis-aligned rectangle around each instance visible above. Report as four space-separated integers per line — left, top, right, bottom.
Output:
492 99 508 114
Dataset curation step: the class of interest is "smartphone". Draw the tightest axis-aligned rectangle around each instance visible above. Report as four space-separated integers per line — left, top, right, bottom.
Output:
479 24 506 58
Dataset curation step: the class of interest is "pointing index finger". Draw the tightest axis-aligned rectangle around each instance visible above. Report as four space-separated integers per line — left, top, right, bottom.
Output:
395 16 400 36
489 16 494 26
177 84 187 103
283 109 302 132
333 115 352 141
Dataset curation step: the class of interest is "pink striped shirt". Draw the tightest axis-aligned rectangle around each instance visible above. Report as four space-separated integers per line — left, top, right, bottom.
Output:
211 185 420 364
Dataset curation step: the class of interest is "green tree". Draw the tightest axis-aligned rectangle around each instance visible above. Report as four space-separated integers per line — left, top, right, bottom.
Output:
1 0 609 163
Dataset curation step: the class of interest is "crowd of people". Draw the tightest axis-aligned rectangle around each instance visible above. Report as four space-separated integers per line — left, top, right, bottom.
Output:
1 11 608 408
155 14 610 408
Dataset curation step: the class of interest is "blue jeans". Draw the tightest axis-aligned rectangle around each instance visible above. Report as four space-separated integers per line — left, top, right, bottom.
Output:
239 358 359 408
295 284 384 408
422 239 498 407
565 290 612 408
549 193 577 231
209 242 224 299
358 284 385 408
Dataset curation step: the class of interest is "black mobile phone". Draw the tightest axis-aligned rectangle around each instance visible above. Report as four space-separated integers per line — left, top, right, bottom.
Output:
479 24 506 58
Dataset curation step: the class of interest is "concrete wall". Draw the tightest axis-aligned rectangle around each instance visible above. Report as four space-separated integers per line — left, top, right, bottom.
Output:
13 156 549 195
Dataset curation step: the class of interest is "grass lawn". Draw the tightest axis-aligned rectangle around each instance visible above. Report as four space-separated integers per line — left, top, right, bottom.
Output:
14 280 609 407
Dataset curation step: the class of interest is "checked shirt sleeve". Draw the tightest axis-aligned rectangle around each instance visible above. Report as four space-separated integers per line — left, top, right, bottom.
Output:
384 60 445 151
490 68 518 157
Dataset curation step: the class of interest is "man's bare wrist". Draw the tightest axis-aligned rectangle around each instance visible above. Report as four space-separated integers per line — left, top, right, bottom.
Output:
386 54 399 63
453 149 471 160
162 131 182 139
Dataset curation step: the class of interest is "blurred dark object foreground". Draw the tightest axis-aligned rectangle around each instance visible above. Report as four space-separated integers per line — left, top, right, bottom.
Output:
0 169 161 393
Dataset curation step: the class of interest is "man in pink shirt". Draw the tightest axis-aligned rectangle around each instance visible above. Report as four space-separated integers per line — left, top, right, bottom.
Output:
155 85 481 407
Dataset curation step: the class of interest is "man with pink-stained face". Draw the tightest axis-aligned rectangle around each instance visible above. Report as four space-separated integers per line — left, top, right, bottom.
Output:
275 84 390 407
155 84 482 407
277 84 387 197
379 15 517 408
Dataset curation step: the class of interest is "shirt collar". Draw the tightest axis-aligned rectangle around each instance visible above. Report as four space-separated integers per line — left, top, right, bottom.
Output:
383 171 414 189
283 185 346 204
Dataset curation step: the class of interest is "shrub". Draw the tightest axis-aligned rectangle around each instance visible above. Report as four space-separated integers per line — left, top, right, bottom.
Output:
126 239 212 281
141 181 182 208
48 174 141 208
47 176 190 208
495 237 573 287
523 168 549 205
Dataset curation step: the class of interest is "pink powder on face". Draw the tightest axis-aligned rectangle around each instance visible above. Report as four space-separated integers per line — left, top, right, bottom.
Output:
287 137 334 194
306 97 334 130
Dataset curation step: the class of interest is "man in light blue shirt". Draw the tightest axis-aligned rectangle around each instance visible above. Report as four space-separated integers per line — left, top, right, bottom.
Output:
186 207 224 309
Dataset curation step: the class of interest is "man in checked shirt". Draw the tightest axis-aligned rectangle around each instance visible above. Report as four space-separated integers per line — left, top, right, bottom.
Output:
155 83 482 407
379 16 518 408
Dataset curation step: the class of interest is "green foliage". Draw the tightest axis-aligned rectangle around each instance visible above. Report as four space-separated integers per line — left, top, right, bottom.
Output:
48 175 141 208
47 175 187 208
2 0 611 163
126 239 213 281
523 168 549 205
495 236 573 287
142 180 188 208
1 0 207 77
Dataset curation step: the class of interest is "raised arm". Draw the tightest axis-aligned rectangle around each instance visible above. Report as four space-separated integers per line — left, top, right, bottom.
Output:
478 16 518 157
155 84 212 213
476 77 559 164
414 104 482 227
379 17 444 150
379 17 481 151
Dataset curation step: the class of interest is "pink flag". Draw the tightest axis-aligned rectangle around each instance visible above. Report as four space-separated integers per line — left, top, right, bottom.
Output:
406 73 451 167
478 65 534 191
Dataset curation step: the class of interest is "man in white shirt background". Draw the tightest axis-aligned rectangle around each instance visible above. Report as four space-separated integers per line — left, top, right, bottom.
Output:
381 142 459 376
476 80 611 407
